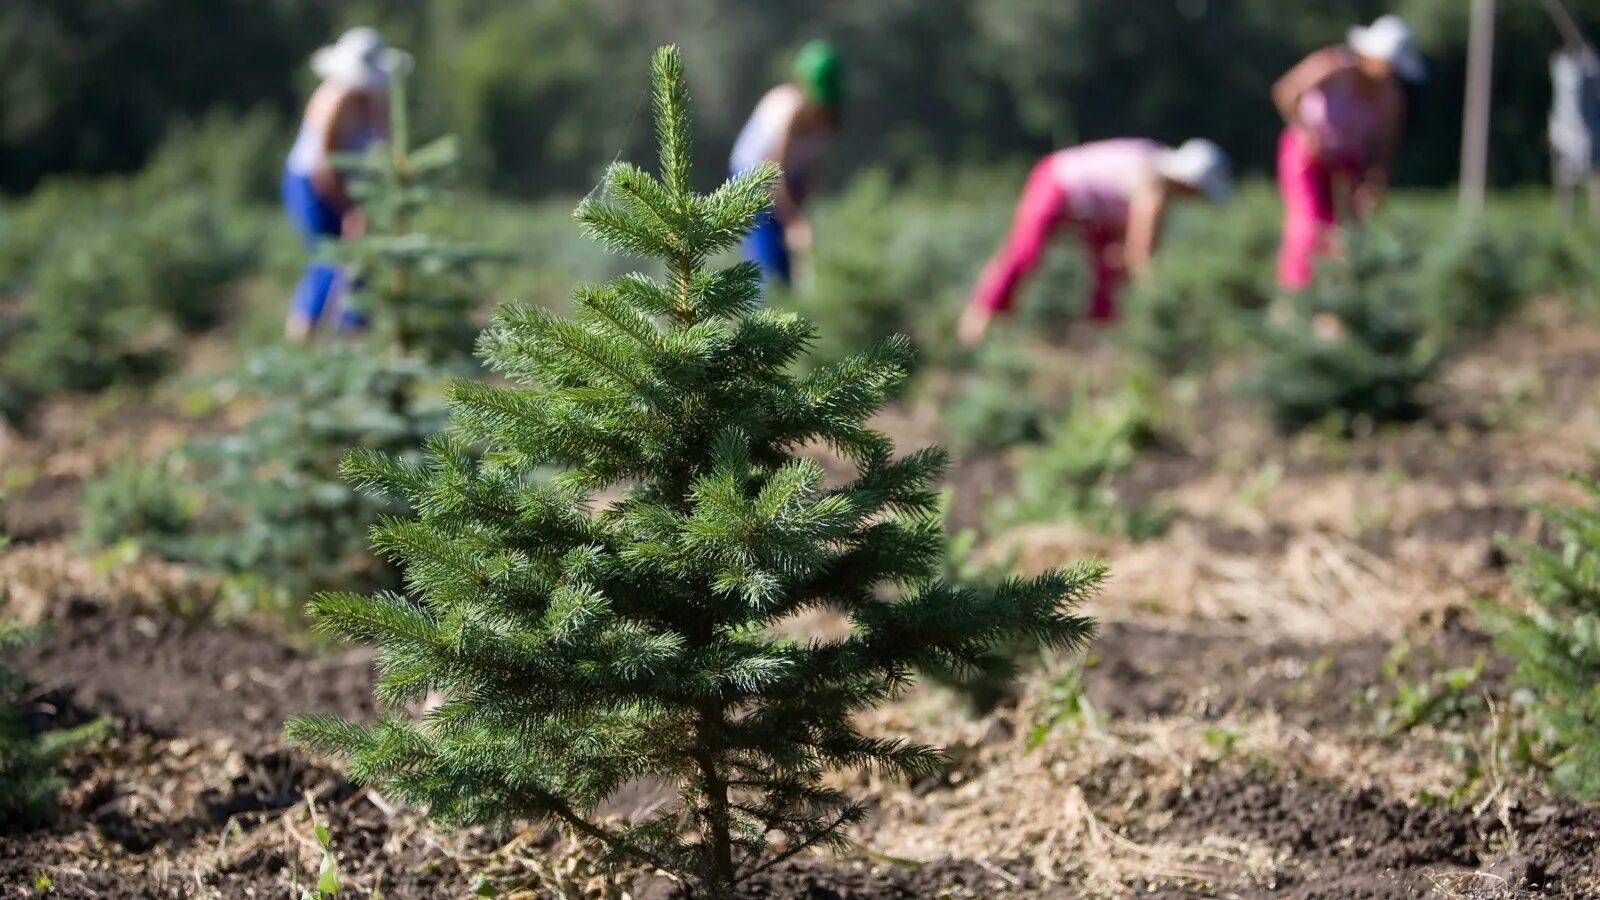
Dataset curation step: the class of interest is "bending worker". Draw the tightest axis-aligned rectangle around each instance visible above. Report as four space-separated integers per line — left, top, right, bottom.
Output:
1272 14 1425 290
729 40 844 287
281 27 402 340
959 138 1232 345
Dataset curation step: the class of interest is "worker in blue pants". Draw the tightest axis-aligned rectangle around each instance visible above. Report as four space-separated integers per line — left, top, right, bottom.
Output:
728 41 844 289
281 28 405 340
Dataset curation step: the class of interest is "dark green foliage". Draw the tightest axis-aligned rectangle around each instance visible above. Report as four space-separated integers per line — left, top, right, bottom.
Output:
779 172 921 370
76 347 446 612
0 619 110 832
0 178 255 407
915 495 1038 715
1415 221 1525 356
0 180 254 325
779 168 1069 370
76 458 195 554
127 194 257 333
162 348 446 609
141 108 289 206
1489 475 1600 802
5 240 173 396
287 48 1100 896
1246 227 1436 434
1122 258 1258 378
1517 222 1600 303
0 0 328 193
940 344 1046 457
14 1 1600 194
447 0 648 196
1122 188 1278 376
77 65 488 611
991 378 1171 540
1237 212 1547 434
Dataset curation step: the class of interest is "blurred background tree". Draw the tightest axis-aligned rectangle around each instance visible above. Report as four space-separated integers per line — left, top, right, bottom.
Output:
4 0 1600 196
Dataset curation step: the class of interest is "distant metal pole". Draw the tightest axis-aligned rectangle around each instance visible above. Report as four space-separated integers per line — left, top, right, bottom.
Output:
1460 0 1496 216
1539 0 1590 50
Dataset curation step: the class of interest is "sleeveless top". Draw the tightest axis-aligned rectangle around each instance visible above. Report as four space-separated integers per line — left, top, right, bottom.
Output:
286 89 383 175
1046 138 1161 229
729 84 827 189
1299 51 1385 166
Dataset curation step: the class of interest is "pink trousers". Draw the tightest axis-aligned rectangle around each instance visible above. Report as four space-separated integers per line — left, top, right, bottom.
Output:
1276 128 1362 290
970 160 1124 322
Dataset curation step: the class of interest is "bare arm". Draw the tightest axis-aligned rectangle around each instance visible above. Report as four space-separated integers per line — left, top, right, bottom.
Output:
1123 176 1168 282
769 107 805 226
1352 85 1403 216
1273 48 1348 124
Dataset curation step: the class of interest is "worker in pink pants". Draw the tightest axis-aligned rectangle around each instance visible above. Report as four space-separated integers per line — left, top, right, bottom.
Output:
959 138 1232 345
1273 15 1426 291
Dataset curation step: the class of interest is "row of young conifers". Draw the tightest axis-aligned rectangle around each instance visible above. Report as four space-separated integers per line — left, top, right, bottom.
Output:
2 46 1600 898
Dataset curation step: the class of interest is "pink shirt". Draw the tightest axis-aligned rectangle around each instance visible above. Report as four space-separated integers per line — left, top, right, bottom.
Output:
1045 139 1160 229
1299 51 1385 166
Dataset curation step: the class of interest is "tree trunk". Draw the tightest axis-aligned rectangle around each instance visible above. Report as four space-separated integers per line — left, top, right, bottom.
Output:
692 711 736 897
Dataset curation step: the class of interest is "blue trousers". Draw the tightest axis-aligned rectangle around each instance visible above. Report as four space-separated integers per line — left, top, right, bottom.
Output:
731 165 795 287
742 207 791 286
281 170 364 330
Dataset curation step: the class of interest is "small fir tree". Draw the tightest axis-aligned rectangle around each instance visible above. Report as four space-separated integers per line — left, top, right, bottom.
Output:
0 179 254 416
1415 221 1524 357
329 59 502 364
779 171 921 370
940 342 1047 457
1490 475 1600 802
287 47 1101 895
175 346 447 608
1247 226 1435 433
992 377 1171 540
1122 246 1268 377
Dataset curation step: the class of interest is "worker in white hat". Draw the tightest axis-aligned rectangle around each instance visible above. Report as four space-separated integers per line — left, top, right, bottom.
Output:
1272 15 1427 290
281 28 408 340
959 137 1232 345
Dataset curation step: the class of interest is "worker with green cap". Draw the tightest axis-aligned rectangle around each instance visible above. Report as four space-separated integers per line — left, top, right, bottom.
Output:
729 40 844 287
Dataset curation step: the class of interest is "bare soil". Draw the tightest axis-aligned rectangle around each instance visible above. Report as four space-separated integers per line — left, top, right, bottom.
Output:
1151 770 1600 898
5 588 1595 898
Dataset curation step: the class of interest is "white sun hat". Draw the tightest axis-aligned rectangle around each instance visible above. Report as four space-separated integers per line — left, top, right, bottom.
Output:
1349 15 1428 82
1155 139 1233 202
311 27 411 90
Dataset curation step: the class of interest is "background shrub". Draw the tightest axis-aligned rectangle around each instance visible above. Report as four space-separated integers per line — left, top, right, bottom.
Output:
1121 186 1278 376
78 346 447 616
940 343 1047 458
991 376 1170 539
1413 220 1525 356
0 177 256 411
1245 224 1436 433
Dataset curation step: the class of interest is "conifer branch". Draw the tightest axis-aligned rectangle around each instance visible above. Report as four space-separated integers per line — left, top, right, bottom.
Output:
735 804 864 881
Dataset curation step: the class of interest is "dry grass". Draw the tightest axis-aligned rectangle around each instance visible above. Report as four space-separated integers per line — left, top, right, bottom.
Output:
994 519 1485 641
0 540 212 624
847 656 1542 895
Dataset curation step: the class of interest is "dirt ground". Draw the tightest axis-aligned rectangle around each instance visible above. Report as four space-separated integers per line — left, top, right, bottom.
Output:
4 300 1600 898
